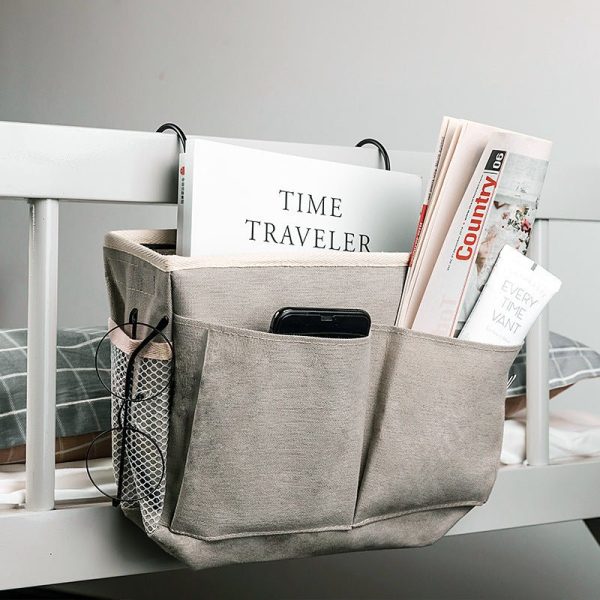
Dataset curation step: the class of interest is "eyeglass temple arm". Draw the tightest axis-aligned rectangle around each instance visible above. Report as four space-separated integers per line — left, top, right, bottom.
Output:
129 308 138 340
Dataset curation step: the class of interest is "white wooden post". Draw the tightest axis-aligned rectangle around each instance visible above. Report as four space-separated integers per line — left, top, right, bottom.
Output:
525 218 550 466
25 198 59 510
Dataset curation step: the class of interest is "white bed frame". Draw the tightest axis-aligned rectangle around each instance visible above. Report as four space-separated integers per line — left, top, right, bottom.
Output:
0 121 598 590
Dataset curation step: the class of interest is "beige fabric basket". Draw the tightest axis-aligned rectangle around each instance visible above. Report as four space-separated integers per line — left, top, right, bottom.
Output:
104 229 519 570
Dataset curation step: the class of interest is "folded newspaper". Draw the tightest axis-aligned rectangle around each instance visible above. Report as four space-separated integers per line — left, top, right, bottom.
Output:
398 117 551 337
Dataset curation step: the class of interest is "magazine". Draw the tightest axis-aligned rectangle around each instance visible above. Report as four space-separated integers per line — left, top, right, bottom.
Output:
398 117 551 336
456 140 551 333
397 118 507 328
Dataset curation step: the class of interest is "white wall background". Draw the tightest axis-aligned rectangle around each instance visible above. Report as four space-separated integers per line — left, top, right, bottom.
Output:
1 1 600 598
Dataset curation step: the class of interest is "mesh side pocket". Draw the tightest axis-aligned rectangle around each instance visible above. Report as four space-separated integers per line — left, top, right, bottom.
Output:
110 342 172 534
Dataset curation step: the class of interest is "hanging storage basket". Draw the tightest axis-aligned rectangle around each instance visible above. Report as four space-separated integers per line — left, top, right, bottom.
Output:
103 229 519 570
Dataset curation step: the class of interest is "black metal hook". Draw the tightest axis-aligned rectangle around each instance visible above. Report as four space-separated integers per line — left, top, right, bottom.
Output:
157 122 187 152
355 138 391 171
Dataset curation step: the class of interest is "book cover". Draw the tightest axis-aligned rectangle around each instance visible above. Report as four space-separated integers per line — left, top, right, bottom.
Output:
456 148 550 331
411 142 506 336
177 139 422 256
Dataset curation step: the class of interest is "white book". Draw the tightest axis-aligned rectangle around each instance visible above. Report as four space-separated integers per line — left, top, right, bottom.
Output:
176 139 422 256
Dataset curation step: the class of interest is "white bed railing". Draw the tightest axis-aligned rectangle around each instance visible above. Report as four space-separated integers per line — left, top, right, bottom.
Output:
2 121 180 511
0 120 563 511
525 219 550 466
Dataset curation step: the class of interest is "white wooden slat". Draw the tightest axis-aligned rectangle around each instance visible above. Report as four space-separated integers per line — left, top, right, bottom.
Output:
0 121 180 204
525 219 551 466
0 504 180 590
538 162 600 222
1 120 599 221
1 459 599 589
448 458 600 535
0 121 431 204
25 199 59 511
201 135 433 182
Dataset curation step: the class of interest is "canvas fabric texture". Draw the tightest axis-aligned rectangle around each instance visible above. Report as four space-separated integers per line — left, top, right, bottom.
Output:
104 229 519 570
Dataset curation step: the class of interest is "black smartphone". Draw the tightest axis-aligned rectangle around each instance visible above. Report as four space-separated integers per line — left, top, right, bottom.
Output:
269 307 371 339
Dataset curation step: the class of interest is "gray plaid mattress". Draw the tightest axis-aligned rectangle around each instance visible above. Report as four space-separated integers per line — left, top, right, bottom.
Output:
507 331 600 397
0 327 110 449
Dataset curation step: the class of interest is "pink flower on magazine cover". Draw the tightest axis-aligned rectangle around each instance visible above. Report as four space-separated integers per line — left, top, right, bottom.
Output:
522 218 532 233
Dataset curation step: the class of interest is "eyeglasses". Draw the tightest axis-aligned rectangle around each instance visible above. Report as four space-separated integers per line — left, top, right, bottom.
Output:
87 309 173 511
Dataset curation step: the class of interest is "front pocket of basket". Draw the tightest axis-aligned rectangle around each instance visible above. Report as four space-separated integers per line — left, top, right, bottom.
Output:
171 325 370 540
354 328 520 526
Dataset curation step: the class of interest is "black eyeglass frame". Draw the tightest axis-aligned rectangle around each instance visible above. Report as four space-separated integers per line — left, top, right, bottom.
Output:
87 312 174 507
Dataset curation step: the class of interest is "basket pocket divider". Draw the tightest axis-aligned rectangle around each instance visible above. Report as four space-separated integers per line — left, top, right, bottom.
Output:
353 327 520 528
170 319 371 541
